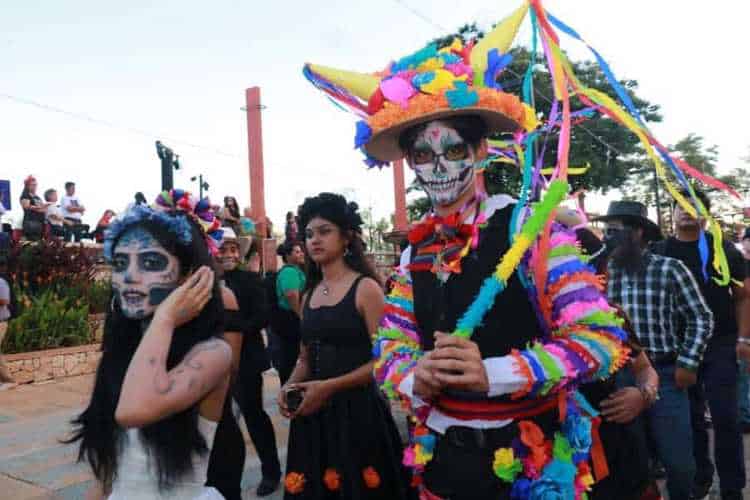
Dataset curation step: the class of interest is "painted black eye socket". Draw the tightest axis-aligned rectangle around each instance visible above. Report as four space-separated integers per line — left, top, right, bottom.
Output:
444 143 469 161
139 252 170 272
112 255 129 273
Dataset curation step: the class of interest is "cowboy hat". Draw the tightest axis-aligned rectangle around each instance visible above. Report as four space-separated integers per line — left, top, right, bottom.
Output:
593 201 663 242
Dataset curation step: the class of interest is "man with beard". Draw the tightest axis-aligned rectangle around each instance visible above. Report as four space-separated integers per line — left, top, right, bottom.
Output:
213 228 281 497
651 189 749 500
596 200 714 500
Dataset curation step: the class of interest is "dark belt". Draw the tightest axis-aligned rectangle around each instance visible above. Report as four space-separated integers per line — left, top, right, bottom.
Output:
649 352 677 365
443 426 513 450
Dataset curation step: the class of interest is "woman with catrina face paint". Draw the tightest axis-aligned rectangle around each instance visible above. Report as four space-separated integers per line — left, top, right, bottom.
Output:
67 193 232 500
279 193 413 500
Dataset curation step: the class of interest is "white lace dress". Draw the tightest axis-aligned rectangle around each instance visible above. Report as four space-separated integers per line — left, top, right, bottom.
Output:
108 415 224 499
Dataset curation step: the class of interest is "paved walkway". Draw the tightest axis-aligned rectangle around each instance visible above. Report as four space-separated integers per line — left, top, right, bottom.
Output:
2 374 749 499
0 373 288 499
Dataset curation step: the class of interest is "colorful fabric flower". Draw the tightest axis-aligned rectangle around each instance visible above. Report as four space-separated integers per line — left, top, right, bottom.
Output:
323 468 341 491
511 477 532 500
519 421 552 477
362 466 381 489
484 49 514 89
419 69 461 95
562 412 592 456
528 459 576 500
354 120 372 149
575 461 594 493
446 81 479 109
284 472 305 494
380 77 417 109
493 447 523 483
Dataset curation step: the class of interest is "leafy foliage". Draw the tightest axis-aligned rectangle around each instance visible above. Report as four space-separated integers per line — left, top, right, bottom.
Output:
2 288 91 354
3 239 110 352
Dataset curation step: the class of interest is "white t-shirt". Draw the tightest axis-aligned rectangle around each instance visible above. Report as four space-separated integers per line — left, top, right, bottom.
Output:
46 205 64 226
61 195 83 221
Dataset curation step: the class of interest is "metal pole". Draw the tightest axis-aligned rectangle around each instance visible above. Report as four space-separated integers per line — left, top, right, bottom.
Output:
198 174 204 199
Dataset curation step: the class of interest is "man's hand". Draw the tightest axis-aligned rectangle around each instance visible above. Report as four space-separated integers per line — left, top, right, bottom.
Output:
430 332 489 393
413 351 443 400
737 341 750 369
600 387 646 424
674 367 697 390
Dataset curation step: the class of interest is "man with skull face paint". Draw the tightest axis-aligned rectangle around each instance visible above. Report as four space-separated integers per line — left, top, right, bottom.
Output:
305 29 632 498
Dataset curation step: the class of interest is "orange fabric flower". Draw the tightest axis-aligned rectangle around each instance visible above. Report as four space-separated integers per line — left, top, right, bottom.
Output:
362 466 381 489
323 468 341 491
518 420 551 472
518 420 545 448
284 472 305 494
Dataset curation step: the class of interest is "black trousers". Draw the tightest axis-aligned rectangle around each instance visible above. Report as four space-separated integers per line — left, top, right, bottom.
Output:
206 400 246 500
235 369 281 481
690 339 746 495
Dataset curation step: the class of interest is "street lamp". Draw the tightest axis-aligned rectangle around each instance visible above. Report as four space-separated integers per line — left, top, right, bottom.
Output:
155 141 180 191
190 174 209 199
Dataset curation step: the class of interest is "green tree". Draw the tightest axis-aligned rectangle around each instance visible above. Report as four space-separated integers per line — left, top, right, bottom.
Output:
361 206 393 253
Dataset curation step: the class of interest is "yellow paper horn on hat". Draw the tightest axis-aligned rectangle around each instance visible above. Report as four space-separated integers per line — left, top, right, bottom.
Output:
471 1 530 87
305 63 380 101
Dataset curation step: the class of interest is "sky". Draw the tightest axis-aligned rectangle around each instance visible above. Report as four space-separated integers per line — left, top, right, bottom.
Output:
2 0 748 230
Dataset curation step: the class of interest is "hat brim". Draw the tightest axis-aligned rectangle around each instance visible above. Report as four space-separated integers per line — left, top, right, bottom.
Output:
592 214 663 242
363 107 521 163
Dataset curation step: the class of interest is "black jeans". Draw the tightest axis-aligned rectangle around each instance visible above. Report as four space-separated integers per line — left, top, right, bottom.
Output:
234 370 281 481
690 338 746 496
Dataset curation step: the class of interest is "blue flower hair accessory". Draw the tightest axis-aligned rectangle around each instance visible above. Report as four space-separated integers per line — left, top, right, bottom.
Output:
103 204 193 261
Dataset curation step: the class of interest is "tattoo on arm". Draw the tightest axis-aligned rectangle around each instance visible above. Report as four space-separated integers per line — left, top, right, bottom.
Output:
149 339 224 396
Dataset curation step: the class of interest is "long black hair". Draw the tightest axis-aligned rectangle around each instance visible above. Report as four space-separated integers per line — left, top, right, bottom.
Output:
66 214 224 490
223 196 240 219
297 192 378 292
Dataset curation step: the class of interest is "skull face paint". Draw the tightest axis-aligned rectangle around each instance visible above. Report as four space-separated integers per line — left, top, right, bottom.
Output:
111 227 181 320
409 121 476 207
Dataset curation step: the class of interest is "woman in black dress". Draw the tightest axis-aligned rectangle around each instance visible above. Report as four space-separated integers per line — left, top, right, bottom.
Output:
279 193 411 500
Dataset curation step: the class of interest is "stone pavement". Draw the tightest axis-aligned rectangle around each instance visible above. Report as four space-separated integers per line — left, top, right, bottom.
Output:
2 374 749 499
0 373 288 500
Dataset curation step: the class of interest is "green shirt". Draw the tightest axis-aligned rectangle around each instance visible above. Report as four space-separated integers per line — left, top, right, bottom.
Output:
277 265 306 311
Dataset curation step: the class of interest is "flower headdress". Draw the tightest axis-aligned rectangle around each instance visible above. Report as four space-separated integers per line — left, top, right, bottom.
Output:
303 3 537 167
153 189 224 256
103 189 223 261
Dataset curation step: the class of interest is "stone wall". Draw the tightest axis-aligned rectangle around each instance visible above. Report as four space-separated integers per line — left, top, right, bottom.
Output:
5 344 101 384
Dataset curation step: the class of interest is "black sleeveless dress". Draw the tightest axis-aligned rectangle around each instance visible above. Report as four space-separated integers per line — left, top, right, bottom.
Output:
283 277 412 500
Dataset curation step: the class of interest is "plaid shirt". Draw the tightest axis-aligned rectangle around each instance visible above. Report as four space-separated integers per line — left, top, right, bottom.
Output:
607 251 713 370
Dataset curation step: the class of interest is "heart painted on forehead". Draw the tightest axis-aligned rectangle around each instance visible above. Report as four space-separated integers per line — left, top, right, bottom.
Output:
431 128 441 139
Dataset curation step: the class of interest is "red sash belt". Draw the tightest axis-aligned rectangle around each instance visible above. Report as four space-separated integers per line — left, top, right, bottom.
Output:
434 393 558 421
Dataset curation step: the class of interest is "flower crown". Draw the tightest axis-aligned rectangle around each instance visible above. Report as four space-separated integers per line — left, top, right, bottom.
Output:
103 189 223 261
